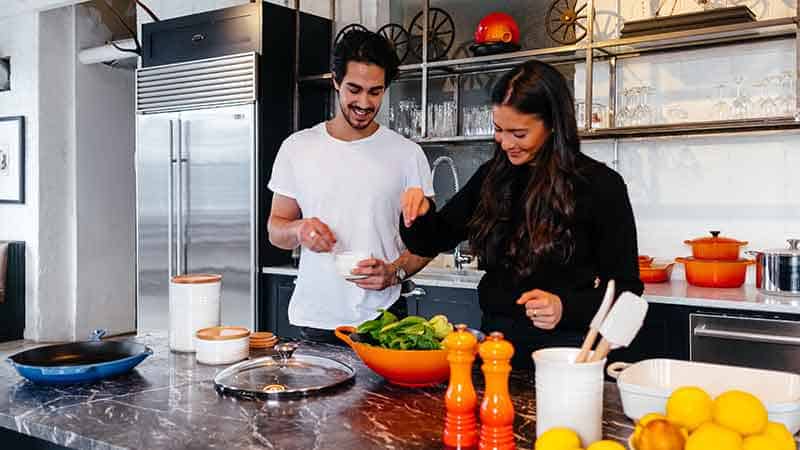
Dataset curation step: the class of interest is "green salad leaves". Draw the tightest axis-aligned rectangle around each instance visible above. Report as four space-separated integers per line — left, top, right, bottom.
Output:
355 310 454 350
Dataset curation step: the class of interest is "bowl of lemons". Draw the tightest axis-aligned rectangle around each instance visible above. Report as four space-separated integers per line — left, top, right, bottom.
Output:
627 386 796 450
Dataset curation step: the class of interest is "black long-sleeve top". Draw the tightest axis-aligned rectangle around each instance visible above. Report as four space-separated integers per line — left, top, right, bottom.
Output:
401 153 644 342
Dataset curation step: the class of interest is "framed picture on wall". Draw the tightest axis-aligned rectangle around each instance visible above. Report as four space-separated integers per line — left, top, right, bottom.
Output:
0 58 9 92
0 116 25 204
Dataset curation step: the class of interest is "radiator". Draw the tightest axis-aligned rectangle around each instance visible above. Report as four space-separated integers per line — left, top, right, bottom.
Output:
1 241 25 342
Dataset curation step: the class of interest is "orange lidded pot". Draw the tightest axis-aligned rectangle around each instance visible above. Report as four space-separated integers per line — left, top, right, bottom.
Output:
684 231 747 260
675 257 754 288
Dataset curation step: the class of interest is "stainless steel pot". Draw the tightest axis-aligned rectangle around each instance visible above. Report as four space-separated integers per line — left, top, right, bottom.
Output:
747 239 800 296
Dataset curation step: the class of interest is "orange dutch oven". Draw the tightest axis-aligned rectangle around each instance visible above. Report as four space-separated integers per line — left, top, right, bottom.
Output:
335 326 451 387
684 231 748 260
675 257 754 288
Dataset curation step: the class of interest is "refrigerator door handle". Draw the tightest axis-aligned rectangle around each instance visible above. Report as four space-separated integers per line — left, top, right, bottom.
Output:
176 119 184 275
168 119 176 278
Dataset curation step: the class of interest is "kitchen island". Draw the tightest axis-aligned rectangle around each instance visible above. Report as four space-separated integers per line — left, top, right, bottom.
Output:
0 334 634 450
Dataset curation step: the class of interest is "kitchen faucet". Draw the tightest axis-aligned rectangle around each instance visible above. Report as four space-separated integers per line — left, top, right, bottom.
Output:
431 156 472 271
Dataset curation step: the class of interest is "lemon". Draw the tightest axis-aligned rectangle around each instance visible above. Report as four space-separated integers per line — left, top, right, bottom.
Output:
535 427 582 450
762 422 796 450
634 418 686 450
685 422 742 450
586 440 625 450
665 386 713 431
743 434 781 450
638 413 667 426
712 390 768 436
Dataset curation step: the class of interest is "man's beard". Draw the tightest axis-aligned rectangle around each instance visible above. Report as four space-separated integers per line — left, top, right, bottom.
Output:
340 100 377 130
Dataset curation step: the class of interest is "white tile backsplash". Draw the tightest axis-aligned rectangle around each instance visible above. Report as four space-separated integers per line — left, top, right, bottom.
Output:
617 131 800 282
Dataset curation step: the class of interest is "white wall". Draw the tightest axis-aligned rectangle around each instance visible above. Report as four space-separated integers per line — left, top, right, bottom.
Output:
580 0 800 283
37 6 78 342
0 12 40 339
74 4 136 338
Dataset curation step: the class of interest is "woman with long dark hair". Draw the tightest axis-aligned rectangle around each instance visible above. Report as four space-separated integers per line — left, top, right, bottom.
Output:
400 60 643 367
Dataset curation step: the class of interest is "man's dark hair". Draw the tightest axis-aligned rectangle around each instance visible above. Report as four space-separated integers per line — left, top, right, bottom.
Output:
331 29 400 86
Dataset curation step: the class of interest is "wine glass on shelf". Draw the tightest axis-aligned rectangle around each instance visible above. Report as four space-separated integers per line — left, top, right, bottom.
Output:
711 84 730 121
731 76 751 119
777 71 796 116
753 79 776 118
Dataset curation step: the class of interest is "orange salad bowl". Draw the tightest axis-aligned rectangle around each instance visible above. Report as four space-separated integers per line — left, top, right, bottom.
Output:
335 326 463 387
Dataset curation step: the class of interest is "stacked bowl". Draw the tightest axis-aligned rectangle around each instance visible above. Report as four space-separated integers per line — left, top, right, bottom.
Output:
675 231 753 288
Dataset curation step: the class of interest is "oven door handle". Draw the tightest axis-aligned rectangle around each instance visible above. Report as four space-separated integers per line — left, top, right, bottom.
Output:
693 325 800 345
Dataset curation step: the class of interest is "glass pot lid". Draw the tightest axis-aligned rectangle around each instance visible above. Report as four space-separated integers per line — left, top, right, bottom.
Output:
214 344 355 399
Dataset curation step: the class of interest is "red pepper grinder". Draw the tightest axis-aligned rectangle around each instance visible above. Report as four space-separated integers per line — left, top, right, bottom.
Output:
478 332 515 450
443 324 479 449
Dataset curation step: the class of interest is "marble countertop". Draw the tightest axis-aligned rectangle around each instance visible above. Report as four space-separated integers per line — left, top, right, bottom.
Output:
0 334 634 450
262 266 800 314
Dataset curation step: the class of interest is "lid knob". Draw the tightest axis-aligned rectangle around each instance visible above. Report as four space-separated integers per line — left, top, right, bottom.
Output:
710 231 721 238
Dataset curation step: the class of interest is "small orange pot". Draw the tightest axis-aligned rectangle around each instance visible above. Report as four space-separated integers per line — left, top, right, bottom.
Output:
684 231 747 260
675 257 754 288
638 255 654 267
335 326 450 387
639 263 674 283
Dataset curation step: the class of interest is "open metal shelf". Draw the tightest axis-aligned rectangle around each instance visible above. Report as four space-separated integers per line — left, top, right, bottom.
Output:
292 0 800 141
410 116 800 144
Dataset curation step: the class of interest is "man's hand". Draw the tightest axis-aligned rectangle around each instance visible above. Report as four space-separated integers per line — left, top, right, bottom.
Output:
351 258 397 291
296 218 337 253
515 289 563 330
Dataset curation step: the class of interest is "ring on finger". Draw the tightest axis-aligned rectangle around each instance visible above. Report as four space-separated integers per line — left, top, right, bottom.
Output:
309 230 317 239
532 309 538 318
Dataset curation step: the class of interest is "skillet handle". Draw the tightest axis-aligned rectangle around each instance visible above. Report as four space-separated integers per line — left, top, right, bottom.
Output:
89 329 107 341
40 365 95 375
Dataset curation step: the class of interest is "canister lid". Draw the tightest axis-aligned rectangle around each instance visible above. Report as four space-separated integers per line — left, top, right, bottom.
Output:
196 326 250 341
171 273 222 284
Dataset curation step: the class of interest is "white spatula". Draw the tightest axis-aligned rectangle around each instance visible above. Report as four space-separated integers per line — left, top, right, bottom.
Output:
575 279 615 363
588 291 649 362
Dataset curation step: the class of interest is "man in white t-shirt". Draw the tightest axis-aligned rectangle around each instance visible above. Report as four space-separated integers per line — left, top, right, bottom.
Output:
267 30 434 341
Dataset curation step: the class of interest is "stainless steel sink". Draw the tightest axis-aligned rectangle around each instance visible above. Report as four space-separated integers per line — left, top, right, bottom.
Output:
412 267 484 287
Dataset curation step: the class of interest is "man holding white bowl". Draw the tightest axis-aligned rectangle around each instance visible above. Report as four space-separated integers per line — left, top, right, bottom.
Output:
267 30 434 343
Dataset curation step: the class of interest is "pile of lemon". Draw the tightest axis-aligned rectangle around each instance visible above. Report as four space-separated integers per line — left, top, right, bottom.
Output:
631 386 796 450
534 428 625 450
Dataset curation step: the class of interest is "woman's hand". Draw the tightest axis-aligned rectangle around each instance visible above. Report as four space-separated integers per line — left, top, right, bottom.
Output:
400 187 430 228
516 289 563 330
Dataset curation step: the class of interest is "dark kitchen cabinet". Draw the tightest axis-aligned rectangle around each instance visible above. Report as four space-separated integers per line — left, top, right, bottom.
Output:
405 284 482 329
260 274 302 340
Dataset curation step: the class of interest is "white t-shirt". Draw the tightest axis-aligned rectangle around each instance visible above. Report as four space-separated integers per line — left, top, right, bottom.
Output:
268 122 434 329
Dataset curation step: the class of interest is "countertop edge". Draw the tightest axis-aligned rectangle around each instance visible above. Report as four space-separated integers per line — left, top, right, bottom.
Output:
261 266 800 314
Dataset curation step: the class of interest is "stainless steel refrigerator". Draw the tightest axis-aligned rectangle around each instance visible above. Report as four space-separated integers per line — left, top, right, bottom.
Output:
135 53 258 332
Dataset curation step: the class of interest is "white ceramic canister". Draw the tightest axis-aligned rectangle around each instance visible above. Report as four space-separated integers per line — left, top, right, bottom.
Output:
194 326 250 365
169 274 222 353
532 347 606 446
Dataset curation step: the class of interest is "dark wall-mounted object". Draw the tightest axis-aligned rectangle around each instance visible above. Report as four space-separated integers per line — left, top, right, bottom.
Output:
1 241 25 342
620 5 756 38
0 58 10 92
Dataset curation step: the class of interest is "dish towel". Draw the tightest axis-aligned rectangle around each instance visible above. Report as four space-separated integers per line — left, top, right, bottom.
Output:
0 241 8 304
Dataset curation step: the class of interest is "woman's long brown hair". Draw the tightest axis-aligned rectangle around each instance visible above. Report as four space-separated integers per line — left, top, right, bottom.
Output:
467 60 583 280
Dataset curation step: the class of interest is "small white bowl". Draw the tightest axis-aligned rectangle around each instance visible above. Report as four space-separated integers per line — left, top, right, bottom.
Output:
334 251 370 280
194 326 250 365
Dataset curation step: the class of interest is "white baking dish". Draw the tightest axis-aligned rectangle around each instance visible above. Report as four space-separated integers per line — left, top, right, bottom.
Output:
608 359 800 434
194 326 250 365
